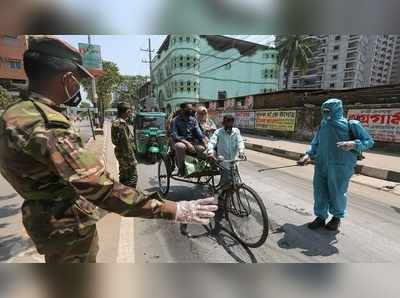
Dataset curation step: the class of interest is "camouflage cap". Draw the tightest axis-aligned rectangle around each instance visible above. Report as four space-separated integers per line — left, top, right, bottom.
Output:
28 36 94 79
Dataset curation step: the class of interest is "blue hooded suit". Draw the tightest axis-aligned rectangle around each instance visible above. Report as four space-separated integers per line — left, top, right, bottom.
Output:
306 99 374 219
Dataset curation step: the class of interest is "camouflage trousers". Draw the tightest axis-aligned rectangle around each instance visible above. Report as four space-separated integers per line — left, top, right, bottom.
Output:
24 223 99 263
118 159 138 188
22 201 99 263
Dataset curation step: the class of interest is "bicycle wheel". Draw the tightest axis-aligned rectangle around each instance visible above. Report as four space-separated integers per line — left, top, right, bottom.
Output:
224 184 269 248
158 156 170 195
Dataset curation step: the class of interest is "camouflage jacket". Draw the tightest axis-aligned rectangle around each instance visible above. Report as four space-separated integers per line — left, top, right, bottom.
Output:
0 93 176 232
111 118 136 164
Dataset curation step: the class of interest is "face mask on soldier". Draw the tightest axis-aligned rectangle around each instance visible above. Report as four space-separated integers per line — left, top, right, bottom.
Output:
63 72 83 107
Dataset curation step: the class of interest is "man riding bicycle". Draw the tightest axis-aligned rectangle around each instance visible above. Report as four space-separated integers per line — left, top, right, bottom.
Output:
207 115 246 185
171 103 207 176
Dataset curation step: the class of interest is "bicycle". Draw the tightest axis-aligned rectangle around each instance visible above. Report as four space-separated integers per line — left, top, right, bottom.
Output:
158 153 269 248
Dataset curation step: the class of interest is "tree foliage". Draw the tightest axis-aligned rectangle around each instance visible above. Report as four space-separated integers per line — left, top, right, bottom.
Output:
277 35 320 89
0 86 17 110
115 75 149 108
81 60 122 109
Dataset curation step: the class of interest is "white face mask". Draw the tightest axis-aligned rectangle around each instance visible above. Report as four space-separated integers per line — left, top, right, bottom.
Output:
63 74 82 107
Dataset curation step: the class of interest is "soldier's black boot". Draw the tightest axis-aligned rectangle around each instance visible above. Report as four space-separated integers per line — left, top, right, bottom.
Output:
307 217 326 230
325 217 341 231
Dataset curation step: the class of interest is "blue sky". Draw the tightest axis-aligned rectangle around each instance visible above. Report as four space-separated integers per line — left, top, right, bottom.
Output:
59 35 274 76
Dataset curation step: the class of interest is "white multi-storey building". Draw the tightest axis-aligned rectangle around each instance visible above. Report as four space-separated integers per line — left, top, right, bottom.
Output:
278 34 399 90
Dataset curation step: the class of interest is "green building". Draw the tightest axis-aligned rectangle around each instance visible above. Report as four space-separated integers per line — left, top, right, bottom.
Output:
151 35 278 113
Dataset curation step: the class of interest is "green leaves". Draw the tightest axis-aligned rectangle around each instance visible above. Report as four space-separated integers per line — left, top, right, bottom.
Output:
81 61 122 109
276 35 320 89
116 75 149 108
0 86 17 110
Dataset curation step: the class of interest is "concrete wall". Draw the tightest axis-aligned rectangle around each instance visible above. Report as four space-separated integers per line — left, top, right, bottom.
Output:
206 86 400 153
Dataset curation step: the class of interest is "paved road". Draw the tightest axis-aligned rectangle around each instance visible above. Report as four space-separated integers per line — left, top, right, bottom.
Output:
75 120 94 143
2 125 400 263
134 150 400 263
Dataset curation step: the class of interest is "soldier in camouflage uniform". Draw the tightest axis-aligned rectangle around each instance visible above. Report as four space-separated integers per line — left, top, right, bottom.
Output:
0 36 217 263
111 102 138 188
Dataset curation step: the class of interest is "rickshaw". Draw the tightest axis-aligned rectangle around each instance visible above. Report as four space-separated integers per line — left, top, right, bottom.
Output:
133 112 168 163
157 148 269 249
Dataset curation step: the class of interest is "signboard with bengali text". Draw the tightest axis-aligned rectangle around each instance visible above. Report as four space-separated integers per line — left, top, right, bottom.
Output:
347 109 400 143
208 111 255 129
255 110 297 132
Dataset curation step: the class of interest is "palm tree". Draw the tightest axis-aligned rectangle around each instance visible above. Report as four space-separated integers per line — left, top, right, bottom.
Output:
276 35 320 89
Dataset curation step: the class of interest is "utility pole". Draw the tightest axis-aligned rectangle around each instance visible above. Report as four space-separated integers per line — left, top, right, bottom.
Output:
141 37 157 111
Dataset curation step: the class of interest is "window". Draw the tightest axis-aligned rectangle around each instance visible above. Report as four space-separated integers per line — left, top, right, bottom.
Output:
322 48 326 53
180 81 184 86
263 53 269 59
293 71 299 76
331 64 338 70
179 37 183 42
271 54 275 59
218 91 227 100
330 83 335 88
224 63 231 70
293 79 298 84
8 60 22 69
186 63 190 67
334 45 340 51
331 73 337 79
179 63 183 67
187 87 191 92
186 56 190 61
187 81 191 86
333 55 339 60
180 56 183 60
335 35 341 41
186 36 191 42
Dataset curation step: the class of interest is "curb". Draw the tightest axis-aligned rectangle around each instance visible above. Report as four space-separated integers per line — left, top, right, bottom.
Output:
245 142 400 183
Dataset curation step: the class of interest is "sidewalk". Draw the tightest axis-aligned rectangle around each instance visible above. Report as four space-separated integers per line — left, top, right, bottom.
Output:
244 134 400 183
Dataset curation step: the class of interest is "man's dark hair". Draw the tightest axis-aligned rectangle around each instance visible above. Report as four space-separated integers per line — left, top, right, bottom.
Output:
180 102 192 110
223 114 235 122
23 50 77 85
117 102 131 117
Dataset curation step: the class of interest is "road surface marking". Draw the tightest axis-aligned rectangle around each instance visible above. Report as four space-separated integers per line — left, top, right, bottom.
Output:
116 217 135 263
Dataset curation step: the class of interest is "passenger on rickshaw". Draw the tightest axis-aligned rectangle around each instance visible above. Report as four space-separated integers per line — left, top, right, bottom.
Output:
171 103 207 176
196 106 217 140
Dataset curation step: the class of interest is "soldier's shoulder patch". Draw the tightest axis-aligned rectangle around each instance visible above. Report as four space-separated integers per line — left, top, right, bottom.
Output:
33 101 71 129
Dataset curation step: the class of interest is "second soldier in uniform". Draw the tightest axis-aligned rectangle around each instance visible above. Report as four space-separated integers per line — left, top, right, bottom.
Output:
111 102 138 188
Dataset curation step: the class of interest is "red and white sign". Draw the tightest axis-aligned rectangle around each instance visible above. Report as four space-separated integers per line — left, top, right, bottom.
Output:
348 109 400 143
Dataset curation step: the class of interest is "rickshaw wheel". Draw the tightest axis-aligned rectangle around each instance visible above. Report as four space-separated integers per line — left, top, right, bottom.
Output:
158 155 170 195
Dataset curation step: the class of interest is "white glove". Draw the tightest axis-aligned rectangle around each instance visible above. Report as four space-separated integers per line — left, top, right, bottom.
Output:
337 141 356 151
175 197 218 225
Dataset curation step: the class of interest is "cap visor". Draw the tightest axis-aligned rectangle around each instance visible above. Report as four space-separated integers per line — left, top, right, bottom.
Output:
76 64 94 79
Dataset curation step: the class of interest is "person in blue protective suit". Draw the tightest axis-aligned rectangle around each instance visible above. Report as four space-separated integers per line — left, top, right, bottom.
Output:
297 98 374 231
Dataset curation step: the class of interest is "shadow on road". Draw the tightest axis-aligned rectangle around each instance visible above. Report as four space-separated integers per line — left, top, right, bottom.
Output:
391 206 400 214
0 234 34 262
0 193 18 201
275 223 339 257
0 204 20 219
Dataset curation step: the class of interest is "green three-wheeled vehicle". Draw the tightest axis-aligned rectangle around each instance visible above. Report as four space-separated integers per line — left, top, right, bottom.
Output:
133 112 168 163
